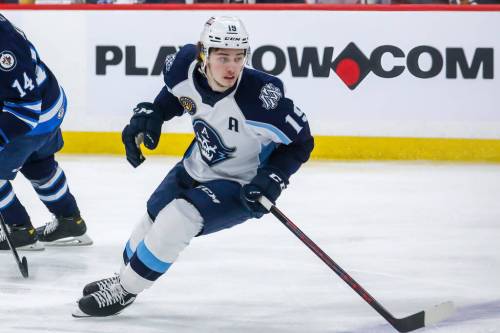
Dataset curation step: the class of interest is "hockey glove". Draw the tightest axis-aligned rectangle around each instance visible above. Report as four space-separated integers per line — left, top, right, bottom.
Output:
241 167 288 215
122 102 164 168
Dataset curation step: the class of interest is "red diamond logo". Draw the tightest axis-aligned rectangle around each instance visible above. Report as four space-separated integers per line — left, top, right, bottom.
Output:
332 43 371 90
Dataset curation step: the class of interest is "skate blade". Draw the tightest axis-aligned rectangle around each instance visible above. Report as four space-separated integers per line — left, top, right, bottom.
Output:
18 241 45 251
72 305 90 318
42 234 93 247
1 241 45 252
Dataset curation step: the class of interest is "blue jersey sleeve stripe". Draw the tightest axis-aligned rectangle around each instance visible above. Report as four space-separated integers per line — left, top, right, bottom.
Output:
245 120 292 144
35 63 47 86
29 46 37 61
3 105 40 120
4 100 42 112
40 86 63 116
28 42 41 59
2 107 38 128
258 142 278 166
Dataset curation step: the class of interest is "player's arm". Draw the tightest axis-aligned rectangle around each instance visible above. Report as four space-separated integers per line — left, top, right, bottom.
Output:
0 46 41 151
121 86 185 168
122 46 197 167
265 100 314 179
242 94 314 215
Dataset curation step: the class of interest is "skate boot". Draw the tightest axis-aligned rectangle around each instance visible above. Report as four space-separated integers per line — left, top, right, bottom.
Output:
0 224 44 251
36 214 93 246
82 274 120 296
73 282 136 317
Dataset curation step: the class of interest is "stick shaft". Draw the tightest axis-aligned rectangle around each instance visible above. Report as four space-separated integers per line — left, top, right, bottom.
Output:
267 203 397 323
0 212 29 278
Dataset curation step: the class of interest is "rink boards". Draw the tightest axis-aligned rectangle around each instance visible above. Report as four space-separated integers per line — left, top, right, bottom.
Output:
1 5 500 161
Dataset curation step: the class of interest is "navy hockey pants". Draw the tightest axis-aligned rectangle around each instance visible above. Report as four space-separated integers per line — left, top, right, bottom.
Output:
0 128 63 180
147 162 256 236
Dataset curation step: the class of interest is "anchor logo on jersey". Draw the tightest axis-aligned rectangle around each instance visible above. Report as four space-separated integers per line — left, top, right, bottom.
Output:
193 119 235 166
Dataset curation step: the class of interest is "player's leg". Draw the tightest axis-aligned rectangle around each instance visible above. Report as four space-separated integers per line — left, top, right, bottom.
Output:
74 169 252 317
78 162 197 297
121 162 198 266
21 129 92 246
80 213 153 296
0 136 45 251
122 178 253 291
74 198 203 317
0 180 42 251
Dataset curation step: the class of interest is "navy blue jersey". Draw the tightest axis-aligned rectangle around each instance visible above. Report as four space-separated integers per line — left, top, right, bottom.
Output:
154 44 314 184
0 14 66 148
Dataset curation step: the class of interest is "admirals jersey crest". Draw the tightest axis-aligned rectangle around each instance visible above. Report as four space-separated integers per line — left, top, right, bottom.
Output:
159 44 313 185
193 119 236 166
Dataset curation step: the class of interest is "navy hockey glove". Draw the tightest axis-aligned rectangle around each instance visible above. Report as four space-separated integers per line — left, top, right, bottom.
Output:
122 102 164 168
241 167 288 215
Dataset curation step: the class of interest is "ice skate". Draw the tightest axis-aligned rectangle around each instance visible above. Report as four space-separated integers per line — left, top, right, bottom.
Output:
0 224 44 251
82 274 120 296
36 214 93 246
73 282 136 317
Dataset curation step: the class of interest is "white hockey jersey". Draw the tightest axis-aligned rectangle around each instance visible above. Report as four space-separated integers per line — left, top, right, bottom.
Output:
155 44 314 185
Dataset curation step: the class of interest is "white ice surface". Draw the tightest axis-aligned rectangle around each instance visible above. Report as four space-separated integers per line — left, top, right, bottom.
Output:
1 156 500 333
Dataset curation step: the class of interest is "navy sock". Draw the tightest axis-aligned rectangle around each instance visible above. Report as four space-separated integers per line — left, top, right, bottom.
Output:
21 157 80 218
0 180 31 227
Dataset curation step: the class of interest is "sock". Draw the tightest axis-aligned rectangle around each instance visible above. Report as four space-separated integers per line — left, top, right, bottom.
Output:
0 180 31 227
21 157 79 218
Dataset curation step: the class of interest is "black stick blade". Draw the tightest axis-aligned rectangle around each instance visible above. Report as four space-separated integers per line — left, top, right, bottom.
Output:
20 256 29 278
392 311 424 333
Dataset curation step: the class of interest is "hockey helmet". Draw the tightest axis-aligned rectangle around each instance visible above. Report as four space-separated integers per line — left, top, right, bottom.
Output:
199 16 250 70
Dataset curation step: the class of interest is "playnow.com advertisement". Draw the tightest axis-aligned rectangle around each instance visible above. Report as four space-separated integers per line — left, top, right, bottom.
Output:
4 9 500 138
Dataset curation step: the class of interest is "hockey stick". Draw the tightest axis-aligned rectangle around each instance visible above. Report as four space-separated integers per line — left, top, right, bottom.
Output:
0 212 29 278
258 196 454 333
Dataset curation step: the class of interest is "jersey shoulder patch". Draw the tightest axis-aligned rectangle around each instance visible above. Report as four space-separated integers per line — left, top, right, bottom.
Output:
0 24 36 99
235 68 288 119
0 50 17 72
235 68 285 112
235 68 299 144
0 17 31 72
163 44 198 90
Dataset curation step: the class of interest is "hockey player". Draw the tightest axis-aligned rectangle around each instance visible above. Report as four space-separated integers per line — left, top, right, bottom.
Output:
0 14 92 250
74 16 314 317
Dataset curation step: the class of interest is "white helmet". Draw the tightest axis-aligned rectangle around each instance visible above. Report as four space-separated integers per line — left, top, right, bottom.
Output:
199 16 250 71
